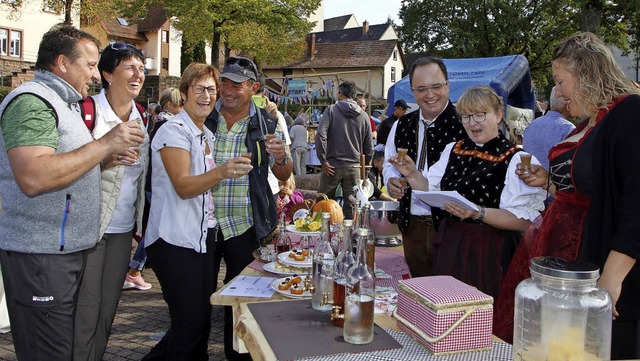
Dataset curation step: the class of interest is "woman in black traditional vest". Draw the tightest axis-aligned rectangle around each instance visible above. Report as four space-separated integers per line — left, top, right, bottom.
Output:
389 86 546 298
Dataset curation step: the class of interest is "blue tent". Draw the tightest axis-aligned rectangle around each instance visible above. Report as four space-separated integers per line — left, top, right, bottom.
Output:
386 55 535 117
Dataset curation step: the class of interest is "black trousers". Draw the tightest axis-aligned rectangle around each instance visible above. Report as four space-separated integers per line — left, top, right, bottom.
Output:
611 318 640 359
213 227 260 361
142 230 216 361
0 249 87 361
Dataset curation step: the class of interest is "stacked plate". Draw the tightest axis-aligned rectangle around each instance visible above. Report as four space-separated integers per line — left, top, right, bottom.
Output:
263 250 312 277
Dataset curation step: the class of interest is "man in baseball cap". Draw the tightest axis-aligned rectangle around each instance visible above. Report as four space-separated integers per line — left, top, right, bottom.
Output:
206 55 292 360
394 99 410 110
377 99 411 147
220 56 259 83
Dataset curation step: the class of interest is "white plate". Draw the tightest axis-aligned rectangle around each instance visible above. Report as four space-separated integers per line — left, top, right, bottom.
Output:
277 251 312 268
262 261 308 276
285 224 321 236
270 277 312 299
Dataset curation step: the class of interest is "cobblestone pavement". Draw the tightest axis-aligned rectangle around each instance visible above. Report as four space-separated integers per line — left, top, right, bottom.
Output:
0 244 228 361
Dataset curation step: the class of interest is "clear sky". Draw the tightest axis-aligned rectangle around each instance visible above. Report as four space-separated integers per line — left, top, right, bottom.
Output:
323 0 403 26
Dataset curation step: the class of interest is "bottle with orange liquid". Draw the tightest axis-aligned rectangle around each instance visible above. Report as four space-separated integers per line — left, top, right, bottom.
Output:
332 219 355 327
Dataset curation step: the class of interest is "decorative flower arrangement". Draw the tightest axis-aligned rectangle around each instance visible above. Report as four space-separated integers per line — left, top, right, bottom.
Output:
294 211 322 232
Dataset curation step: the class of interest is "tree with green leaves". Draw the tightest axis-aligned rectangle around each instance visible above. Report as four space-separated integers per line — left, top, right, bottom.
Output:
116 0 320 68
398 0 640 90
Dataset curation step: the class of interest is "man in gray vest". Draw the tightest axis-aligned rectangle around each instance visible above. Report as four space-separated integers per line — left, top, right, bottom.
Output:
0 24 144 360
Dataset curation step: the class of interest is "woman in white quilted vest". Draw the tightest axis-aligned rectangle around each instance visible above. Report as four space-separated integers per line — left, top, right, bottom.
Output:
73 42 150 361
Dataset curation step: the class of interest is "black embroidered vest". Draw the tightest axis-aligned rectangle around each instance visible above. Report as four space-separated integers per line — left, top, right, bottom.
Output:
437 134 521 224
393 102 467 233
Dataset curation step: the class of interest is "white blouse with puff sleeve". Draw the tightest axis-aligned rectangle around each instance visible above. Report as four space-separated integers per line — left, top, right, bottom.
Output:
425 142 547 221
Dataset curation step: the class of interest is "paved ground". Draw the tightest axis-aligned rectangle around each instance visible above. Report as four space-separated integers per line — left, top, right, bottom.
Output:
0 243 228 361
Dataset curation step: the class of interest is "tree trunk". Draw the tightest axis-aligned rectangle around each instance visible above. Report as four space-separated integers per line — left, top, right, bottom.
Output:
581 0 604 34
211 27 222 69
64 0 74 25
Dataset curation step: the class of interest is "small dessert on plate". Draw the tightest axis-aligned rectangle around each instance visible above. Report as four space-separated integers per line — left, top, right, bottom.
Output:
277 281 290 290
291 274 302 284
294 252 305 261
290 284 304 295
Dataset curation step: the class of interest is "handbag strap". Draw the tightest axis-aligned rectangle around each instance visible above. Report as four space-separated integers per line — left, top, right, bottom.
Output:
393 306 476 343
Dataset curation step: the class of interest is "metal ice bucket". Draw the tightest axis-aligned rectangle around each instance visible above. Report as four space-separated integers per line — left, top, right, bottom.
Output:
368 201 402 246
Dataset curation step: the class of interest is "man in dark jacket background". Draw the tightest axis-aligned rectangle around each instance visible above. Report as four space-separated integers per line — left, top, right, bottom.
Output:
376 99 410 149
315 81 372 219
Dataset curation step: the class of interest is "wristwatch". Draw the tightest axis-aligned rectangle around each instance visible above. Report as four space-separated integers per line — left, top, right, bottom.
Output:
473 206 486 223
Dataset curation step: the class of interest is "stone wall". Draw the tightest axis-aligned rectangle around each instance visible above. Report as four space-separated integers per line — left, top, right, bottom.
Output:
0 59 36 88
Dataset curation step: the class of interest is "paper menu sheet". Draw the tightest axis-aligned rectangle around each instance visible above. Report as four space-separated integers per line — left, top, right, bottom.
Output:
219 276 277 298
412 190 479 212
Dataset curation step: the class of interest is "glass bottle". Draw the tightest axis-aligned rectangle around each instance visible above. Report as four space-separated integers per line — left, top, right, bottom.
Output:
351 202 363 255
330 221 343 254
343 228 375 344
274 213 291 255
312 212 335 311
332 219 355 327
361 204 376 271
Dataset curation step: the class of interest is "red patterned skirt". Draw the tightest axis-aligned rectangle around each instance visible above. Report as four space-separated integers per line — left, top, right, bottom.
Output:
493 190 590 342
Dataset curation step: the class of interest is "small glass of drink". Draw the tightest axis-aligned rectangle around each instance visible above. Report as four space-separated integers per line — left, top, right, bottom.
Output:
128 118 143 166
397 148 408 165
520 153 532 176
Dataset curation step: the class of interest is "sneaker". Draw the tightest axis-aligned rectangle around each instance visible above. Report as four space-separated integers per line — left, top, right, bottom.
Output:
123 274 152 290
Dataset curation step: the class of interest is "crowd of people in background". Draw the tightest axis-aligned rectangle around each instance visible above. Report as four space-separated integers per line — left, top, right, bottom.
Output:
0 21 638 361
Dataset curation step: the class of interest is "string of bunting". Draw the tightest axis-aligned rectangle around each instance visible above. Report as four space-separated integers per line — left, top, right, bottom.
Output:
268 79 335 105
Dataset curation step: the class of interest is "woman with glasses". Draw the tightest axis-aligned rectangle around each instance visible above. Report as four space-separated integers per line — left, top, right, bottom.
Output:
389 85 546 298
124 87 184 291
143 63 251 360
495 33 640 358
73 42 150 361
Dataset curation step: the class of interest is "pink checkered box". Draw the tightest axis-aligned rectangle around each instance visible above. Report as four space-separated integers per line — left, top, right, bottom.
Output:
394 276 493 355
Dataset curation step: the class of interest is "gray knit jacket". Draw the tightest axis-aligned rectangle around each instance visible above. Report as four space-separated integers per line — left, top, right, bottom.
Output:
0 71 101 254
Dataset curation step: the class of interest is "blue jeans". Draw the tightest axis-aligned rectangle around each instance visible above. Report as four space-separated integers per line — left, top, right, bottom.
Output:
130 191 151 270
129 238 146 270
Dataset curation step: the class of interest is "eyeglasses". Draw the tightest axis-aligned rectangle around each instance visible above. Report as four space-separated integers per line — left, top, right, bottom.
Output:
411 81 449 94
459 112 487 124
192 85 217 95
225 56 258 79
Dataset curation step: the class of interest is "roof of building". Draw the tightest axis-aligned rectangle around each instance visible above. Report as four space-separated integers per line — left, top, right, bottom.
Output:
137 7 168 32
315 23 391 43
99 18 148 42
323 15 353 32
263 39 398 70
98 7 167 42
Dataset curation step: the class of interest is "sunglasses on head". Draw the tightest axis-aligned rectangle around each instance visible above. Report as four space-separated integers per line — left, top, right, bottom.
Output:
225 57 258 78
109 42 136 51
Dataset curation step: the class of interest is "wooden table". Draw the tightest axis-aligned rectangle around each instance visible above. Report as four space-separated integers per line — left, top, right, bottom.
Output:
210 246 522 361
210 263 402 361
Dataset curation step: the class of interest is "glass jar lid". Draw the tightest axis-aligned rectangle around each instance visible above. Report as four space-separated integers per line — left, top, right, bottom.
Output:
530 256 600 280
